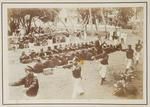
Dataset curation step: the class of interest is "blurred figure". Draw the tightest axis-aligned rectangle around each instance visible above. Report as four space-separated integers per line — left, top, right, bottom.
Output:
9 70 39 97
46 46 53 57
39 48 46 59
135 40 143 65
122 45 134 73
26 59 44 73
71 61 84 99
20 51 31 64
113 72 137 97
98 50 109 85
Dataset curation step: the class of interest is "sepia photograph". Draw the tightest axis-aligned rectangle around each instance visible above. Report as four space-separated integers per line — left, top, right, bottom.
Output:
1 2 148 105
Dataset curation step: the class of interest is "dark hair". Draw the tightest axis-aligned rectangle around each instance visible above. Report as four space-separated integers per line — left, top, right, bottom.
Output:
128 45 132 48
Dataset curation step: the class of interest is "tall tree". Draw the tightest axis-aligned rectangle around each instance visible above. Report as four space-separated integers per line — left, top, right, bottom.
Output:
8 8 60 35
77 8 103 32
116 7 134 27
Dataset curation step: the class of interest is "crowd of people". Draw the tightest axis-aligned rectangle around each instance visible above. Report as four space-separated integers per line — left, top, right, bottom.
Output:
10 26 89 51
9 28 143 99
11 32 67 50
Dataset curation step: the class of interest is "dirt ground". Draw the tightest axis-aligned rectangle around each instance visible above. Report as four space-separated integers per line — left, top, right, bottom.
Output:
7 33 143 102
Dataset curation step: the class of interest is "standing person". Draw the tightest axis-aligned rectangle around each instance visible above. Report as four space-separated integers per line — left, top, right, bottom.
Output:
71 61 84 99
98 50 109 85
112 31 119 48
135 40 143 65
123 45 134 72
20 51 31 64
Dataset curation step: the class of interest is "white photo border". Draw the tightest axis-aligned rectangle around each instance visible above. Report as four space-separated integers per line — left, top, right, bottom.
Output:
0 1 149 106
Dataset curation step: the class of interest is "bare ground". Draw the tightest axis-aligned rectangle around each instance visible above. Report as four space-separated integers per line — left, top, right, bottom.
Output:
7 33 143 101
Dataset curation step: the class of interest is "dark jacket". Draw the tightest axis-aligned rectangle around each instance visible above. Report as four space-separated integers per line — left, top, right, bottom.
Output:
72 65 81 78
100 54 109 65
126 49 134 59
33 62 44 73
10 74 39 97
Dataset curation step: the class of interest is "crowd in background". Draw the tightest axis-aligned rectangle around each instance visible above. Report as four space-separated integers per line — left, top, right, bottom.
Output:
9 26 143 98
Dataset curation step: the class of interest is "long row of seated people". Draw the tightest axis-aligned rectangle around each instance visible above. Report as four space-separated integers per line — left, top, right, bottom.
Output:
20 40 123 69
13 31 74 49
17 34 53 49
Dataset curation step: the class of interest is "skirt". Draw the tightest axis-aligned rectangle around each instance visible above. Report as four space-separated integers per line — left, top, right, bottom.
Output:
126 59 133 69
99 64 108 78
72 78 84 99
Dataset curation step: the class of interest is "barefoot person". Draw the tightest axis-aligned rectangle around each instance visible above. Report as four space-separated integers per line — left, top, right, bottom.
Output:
98 50 109 85
122 45 134 73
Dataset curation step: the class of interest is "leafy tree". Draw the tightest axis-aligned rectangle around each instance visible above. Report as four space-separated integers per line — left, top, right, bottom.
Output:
77 8 113 32
116 7 134 27
77 8 102 32
8 8 60 35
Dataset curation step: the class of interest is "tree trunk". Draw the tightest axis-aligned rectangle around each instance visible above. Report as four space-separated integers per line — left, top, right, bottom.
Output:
52 10 70 33
101 8 106 24
94 16 98 32
89 8 93 36
26 16 33 34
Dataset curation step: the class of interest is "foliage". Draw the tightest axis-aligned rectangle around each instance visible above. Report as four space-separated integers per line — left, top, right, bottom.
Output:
8 8 60 35
116 8 134 27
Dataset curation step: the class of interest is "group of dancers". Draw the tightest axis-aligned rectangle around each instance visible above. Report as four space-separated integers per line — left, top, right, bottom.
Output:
9 29 143 98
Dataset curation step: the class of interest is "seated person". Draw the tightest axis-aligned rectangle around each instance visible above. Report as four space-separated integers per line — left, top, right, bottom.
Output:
39 48 46 59
73 43 78 50
43 57 55 68
20 51 31 63
80 50 86 60
57 45 63 53
18 42 24 49
9 70 39 97
89 47 97 56
63 45 69 53
28 59 44 73
86 49 94 60
103 45 110 54
58 54 68 65
53 46 59 53
46 47 53 56
34 39 40 46
66 52 75 61
29 50 37 60
51 55 61 66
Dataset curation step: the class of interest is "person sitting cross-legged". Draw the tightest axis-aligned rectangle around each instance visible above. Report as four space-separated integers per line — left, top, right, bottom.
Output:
9 70 39 97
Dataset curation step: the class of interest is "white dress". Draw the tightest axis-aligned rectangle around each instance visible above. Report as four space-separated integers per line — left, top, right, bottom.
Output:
126 59 133 69
72 78 84 99
135 52 140 61
98 64 108 78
